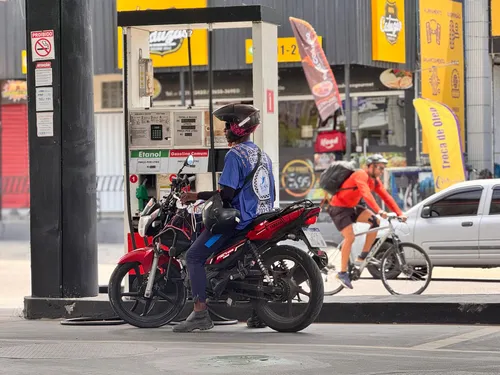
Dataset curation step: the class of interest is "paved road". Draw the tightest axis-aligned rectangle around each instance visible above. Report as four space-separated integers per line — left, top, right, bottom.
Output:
0 314 499 374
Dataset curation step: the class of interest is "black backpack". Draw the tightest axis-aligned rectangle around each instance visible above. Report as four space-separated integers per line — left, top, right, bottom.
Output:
319 161 357 196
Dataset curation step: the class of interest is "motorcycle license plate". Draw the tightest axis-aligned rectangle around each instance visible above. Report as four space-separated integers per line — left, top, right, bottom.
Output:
302 227 327 248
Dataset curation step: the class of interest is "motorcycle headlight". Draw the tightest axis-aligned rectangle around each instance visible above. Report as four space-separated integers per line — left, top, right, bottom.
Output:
138 209 160 237
138 215 151 237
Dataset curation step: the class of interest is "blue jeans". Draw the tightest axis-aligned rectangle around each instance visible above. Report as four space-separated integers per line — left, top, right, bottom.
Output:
185 229 235 303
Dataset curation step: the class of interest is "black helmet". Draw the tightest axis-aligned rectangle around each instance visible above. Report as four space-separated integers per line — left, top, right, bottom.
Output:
213 103 260 142
366 154 388 166
202 193 242 235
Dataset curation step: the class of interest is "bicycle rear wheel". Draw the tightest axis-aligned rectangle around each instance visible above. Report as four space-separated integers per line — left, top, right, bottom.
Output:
380 242 432 295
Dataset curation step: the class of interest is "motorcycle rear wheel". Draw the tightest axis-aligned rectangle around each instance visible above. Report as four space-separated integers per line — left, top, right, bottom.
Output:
253 245 324 333
108 261 187 328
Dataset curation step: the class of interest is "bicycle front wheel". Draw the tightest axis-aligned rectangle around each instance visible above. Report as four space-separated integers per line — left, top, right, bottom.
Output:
380 242 432 295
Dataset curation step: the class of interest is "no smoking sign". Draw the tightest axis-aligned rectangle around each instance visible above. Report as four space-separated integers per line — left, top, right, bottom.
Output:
31 30 55 61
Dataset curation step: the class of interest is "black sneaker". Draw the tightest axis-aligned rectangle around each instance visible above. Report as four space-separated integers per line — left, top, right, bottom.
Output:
172 310 214 333
247 311 267 329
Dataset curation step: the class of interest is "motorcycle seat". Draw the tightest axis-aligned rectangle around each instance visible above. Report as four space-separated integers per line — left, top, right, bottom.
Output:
251 209 282 226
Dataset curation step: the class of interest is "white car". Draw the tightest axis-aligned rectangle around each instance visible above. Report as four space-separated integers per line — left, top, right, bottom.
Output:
352 178 500 277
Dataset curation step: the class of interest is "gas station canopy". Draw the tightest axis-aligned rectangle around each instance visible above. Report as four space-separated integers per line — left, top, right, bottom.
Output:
117 5 281 30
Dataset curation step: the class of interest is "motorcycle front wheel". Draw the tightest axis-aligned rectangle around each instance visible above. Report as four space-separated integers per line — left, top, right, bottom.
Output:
108 261 187 328
253 245 324 333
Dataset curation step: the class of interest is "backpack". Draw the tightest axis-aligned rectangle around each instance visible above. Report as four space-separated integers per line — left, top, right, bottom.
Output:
319 161 357 196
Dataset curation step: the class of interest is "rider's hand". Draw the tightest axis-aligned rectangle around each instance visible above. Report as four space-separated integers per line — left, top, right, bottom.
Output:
180 191 198 204
379 210 388 219
399 215 408 222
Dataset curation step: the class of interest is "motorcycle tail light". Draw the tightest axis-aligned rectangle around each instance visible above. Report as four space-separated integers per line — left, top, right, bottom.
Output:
304 216 317 225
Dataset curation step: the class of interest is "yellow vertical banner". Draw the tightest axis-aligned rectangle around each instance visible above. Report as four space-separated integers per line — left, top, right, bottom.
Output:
116 0 208 69
371 0 406 64
413 98 465 192
419 0 465 153
21 50 27 75
492 0 500 36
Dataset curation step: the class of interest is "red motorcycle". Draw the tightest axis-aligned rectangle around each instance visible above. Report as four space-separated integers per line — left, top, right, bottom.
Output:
108 156 326 333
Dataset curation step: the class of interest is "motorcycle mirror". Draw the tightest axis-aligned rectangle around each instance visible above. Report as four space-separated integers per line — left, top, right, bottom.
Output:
185 155 195 166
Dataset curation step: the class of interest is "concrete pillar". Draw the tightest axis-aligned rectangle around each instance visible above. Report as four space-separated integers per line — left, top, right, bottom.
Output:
465 0 493 171
251 22 280 207
493 65 500 167
387 96 405 147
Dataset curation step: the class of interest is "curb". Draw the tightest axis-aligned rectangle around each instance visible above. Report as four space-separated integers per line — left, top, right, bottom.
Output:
23 294 500 325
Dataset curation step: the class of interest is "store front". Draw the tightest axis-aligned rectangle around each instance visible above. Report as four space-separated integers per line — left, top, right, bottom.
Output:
0 80 29 210
154 64 410 203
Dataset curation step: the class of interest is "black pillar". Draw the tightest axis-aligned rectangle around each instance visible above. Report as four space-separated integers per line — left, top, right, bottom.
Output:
405 87 417 166
26 0 97 298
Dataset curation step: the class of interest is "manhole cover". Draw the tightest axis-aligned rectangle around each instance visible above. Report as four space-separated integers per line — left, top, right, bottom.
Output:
0 342 158 359
211 355 275 366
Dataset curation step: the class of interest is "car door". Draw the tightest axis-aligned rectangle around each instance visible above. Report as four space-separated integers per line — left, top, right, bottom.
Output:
412 186 483 265
478 185 500 264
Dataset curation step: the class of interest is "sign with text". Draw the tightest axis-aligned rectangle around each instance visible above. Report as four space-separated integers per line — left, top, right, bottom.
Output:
371 0 406 64
245 36 323 64
419 0 465 152
30 30 55 61
129 149 209 174
173 111 203 147
413 97 465 192
129 109 172 149
117 0 208 68
1 80 27 104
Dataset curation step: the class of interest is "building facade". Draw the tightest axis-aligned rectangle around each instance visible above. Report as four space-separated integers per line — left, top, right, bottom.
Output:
1 0 424 210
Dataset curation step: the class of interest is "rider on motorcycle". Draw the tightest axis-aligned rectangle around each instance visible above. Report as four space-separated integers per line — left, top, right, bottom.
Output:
174 103 276 333
328 154 407 290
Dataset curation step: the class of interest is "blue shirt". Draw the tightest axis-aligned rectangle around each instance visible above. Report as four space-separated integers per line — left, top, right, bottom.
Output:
218 141 276 230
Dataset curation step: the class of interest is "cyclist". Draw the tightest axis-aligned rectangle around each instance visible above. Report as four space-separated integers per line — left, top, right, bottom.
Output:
328 154 407 289
174 103 275 332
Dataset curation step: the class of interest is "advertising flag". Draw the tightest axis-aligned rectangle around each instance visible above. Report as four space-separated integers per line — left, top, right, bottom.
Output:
413 97 466 192
289 17 342 122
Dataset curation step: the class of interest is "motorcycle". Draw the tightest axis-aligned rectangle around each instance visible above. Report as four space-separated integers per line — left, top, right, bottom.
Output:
108 155 328 333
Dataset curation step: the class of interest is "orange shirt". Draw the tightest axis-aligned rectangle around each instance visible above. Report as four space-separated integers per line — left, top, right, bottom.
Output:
329 170 403 216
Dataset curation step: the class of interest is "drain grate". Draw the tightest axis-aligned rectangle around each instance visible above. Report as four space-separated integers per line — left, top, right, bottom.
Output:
0 342 158 359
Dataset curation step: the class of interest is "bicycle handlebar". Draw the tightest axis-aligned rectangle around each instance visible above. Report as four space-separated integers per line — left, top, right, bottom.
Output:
386 213 406 223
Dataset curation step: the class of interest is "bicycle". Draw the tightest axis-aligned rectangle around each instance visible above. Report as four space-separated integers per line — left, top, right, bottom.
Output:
322 213 433 296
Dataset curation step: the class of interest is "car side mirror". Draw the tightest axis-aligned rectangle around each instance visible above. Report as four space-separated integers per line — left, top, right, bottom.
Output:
421 206 431 218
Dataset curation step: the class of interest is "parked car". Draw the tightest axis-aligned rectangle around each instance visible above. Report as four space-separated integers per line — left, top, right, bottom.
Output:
351 178 500 278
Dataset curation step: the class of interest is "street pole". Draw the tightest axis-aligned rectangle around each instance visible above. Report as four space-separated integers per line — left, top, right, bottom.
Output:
25 0 98 299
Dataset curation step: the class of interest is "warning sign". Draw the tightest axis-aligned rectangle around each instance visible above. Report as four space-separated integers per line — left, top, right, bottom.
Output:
31 30 55 61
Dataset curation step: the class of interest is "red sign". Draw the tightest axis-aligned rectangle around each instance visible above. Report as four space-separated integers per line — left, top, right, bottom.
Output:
36 62 51 69
266 89 274 113
169 150 209 158
314 130 346 153
129 175 138 184
169 174 177 182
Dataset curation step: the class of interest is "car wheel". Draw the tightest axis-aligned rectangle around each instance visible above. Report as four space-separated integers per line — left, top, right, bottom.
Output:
367 242 402 280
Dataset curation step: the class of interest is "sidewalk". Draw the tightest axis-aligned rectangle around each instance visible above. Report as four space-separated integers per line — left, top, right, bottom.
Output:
0 241 124 309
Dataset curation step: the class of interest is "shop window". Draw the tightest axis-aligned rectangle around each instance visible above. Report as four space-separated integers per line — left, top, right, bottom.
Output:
354 95 406 148
102 81 123 109
278 100 318 148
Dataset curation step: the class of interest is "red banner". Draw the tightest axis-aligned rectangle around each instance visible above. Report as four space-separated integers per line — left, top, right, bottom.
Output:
289 17 342 121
